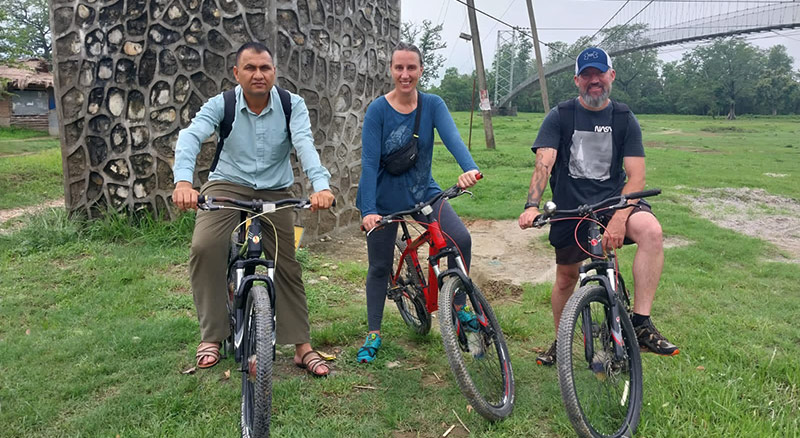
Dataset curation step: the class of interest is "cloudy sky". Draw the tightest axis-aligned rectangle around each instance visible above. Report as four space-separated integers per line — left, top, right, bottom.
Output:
399 0 800 82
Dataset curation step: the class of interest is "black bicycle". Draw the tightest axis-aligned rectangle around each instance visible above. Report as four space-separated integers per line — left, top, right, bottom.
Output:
197 195 315 438
533 189 661 438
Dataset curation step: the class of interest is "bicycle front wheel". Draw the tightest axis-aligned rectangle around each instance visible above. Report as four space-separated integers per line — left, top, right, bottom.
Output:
241 285 274 438
439 276 515 421
557 285 643 438
394 239 431 335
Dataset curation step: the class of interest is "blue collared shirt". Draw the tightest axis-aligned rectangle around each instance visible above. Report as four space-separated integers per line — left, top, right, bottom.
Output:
173 85 331 193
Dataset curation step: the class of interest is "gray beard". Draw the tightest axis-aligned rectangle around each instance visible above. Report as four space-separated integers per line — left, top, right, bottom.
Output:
581 85 611 108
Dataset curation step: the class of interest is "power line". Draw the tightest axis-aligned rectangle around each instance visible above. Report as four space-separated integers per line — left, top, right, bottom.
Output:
451 0 571 58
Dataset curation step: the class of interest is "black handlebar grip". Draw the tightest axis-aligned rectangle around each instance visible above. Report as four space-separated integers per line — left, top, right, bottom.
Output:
624 189 661 200
197 195 206 205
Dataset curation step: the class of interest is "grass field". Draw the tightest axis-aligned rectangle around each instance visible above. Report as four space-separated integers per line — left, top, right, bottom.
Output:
1 116 799 437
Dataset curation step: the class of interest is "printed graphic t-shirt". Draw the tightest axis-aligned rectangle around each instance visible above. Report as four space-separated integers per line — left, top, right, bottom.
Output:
532 98 644 248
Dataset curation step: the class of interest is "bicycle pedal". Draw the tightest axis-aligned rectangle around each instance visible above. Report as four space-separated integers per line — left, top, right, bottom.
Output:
386 286 404 301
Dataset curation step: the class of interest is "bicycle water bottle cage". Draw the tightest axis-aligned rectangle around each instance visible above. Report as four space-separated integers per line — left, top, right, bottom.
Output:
421 205 433 215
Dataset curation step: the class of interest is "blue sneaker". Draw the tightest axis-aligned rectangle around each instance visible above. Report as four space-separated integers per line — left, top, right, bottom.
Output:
456 307 485 358
456 307 481 332
357 333 382 363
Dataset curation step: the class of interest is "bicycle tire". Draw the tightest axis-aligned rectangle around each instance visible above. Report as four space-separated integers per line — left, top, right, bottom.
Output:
393 239 431 335
557 285 642 438
240 285 274 438
439 276 515 421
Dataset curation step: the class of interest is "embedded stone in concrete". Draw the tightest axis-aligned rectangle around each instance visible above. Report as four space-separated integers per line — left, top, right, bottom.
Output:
158 49 178 75
67 147 86 178
138 49 157 86
88 87 104 115
150 81 171 106
115 59 136 84
87 136 108 166
88 115 112 134
150 107 177 132
98 58 113 80
130 153 154 176
110 124 128 153
104 158 130 181
123 41 143 56
190 72 218 98
173 75 190 103
126 90 146 121
79 60 96 86
180 92 204 125
176 45 201 71
107 88 126 117
64 119 84 146
61 88 85 120
130 126 150 151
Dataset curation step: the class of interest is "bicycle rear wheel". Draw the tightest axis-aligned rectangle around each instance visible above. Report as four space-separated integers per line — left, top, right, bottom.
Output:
240 285 274 438
439 276 514 421
393 239 431 335
557 285 642 438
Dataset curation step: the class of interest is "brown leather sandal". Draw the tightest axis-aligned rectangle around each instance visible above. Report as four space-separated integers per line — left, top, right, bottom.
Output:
196 342 221 369
295 350 330 377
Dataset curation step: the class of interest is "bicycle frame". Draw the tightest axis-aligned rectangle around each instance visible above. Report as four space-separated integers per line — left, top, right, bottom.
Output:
229 214 277 367
392 206 470 313
576 215 630 362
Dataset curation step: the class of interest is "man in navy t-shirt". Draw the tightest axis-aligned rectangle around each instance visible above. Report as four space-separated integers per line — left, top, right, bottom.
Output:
519 47 679 365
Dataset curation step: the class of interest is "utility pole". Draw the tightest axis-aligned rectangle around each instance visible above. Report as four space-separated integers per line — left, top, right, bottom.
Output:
466 0 495 149
526 0 550 111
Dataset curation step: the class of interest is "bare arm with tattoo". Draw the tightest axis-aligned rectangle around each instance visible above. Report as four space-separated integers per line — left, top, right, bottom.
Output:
519 147 557 229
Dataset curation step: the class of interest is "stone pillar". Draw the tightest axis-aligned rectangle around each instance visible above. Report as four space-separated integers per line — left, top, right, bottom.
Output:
50 0 400 237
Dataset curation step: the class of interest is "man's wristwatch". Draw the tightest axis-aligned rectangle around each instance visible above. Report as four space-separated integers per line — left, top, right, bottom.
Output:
524 202 540 210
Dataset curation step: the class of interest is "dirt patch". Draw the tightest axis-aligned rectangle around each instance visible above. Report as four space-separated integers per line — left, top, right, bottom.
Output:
306 220 556 293
688 187 800 263
0 198 65 233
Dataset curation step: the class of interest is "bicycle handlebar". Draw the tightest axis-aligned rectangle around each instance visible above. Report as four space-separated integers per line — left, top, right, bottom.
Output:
197 195 335 213
532 188 661 228
364 173 483 234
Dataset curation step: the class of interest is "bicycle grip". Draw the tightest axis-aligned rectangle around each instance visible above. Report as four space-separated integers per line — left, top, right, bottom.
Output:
197 195 206 205
624 189 661 200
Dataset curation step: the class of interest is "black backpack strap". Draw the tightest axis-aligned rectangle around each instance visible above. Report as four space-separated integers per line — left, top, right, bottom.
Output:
611 100 630 148
210 88 237 172
611 100 630 176
275 86 293 143
556 99 575 152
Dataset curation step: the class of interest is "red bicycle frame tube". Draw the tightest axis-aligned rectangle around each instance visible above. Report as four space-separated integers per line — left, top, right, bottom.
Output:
392 220 449 313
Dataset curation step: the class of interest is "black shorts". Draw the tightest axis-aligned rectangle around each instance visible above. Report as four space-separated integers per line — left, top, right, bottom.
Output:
553 200 653 265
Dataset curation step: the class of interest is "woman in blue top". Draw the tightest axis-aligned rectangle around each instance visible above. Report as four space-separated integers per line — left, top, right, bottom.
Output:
355 43 481 363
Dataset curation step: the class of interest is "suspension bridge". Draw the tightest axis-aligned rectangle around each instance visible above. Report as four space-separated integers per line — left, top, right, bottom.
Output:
495 0 800 108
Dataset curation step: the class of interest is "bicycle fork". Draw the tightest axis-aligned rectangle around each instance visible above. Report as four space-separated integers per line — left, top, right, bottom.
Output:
579 263 627 366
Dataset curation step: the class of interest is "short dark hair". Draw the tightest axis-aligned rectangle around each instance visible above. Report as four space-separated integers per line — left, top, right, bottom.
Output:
236 42 274 65
391 42 423 66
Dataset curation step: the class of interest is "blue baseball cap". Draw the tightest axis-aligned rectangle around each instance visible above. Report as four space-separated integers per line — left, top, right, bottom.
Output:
575 47 612 75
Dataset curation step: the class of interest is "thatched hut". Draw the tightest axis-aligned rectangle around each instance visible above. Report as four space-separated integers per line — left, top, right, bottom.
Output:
0 59 57 134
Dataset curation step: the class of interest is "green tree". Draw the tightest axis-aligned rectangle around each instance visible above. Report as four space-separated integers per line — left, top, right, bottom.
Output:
755 45 798 115
428 67 475 111
0 0 51 61
688 38 765 119
401 20 446 90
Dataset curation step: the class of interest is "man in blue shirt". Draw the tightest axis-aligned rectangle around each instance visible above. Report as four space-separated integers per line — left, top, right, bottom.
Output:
172 42 335 376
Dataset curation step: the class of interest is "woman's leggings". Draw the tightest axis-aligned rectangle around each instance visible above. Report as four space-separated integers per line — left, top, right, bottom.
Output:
364 199 471 332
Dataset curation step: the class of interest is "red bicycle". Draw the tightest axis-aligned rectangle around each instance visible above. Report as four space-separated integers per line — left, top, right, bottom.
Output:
368 176 515 421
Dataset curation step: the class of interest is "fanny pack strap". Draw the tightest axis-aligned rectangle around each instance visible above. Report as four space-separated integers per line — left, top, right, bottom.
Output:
411 90 422 138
